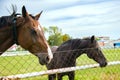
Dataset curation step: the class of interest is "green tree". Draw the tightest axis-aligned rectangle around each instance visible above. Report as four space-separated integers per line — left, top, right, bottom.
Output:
44 26 71 46
48 26 62 35
43 27 48 33
62 34 71 42
47 26 63 46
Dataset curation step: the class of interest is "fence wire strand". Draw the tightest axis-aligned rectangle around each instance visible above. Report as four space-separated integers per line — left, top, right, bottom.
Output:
0 47 120 80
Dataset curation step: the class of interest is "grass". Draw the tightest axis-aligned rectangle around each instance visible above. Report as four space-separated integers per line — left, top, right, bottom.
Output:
0 54 45 76
22 65 120 80
0 48 120 80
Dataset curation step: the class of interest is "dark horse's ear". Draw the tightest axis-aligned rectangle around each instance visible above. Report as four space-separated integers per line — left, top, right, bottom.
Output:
91 35 95 43
35 11 43 20
22 5 29 18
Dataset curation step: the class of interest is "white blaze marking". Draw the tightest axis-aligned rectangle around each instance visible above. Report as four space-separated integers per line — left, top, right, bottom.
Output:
37 24 42 31
47 46 53 60
37 24 53 61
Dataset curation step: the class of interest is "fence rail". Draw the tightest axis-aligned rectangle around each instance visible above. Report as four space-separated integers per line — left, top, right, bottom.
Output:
0 61 120 79
1 51 30 57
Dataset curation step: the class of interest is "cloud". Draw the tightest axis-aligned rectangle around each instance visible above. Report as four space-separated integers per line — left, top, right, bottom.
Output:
40 0 120 39
0 0 120 39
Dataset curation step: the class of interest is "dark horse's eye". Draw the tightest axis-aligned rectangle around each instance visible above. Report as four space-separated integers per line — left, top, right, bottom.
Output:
95 48 99 51
96 48 101 51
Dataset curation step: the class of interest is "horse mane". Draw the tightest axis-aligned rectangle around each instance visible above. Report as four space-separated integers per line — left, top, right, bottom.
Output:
71 39 82 49
0 5 21 28
60 38 94 50
0 16 13 28
8 5 21 17
59 39 82 50
82 37 91 40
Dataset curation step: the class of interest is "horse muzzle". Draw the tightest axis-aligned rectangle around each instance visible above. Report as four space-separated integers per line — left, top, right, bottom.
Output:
37 53 53 65
99 61 107 67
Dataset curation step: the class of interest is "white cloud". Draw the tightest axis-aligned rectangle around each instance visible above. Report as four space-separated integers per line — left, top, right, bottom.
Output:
39 0 120 39
0 0 120 39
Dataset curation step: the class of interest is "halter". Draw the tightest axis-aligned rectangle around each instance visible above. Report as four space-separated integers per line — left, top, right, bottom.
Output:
12 17 19 45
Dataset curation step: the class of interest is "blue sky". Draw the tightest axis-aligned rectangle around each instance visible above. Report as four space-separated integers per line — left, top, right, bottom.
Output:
0 0 120 39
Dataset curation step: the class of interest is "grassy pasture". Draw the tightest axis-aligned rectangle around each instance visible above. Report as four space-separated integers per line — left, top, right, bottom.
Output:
0 48 120 80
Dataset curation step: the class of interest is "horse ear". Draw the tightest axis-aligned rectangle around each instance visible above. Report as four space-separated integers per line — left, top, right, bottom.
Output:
22 5 29 18
91 35 95 43
35 11 43 20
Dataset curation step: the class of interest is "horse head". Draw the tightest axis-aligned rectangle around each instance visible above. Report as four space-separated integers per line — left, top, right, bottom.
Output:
16 6 53 65
86 36 107 67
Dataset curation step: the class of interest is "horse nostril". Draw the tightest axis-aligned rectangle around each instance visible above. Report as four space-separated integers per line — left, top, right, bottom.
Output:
45 56 51 64
105 62 107 66
38 53 52 65
100 61 107 67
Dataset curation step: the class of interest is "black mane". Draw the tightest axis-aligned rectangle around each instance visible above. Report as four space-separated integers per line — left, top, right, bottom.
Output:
60 38 90 50
0 16 13 28
0 5 18 28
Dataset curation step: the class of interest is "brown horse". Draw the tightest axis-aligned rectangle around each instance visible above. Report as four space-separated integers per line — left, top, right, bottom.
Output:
0 6 53 65
46 35 107 80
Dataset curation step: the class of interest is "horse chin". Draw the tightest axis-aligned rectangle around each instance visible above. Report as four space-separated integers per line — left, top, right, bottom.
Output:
38 59 46 65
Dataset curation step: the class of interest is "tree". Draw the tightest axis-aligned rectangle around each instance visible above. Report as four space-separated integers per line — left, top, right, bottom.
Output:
43 27 48 34
46 26 71 46
62 34 71 42
47 26 63 46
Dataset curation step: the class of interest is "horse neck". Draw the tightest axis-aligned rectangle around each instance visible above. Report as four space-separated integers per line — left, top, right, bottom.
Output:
0 27 14 55
74 40 89 58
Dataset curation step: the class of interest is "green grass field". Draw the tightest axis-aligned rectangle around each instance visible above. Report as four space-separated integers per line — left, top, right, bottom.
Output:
0 48 120 80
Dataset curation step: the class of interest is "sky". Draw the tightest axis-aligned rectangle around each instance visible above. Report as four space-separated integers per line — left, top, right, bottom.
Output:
0 0 120 40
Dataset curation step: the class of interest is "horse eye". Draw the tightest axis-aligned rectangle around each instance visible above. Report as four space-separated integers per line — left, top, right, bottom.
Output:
31 29 37 35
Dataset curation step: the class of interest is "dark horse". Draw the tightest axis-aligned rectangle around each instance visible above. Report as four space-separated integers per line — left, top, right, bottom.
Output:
46 35 107 80
0 6 53 65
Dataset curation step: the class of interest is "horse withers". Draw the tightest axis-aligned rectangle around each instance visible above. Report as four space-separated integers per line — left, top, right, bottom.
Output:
46 35 107 80
0 6 53 65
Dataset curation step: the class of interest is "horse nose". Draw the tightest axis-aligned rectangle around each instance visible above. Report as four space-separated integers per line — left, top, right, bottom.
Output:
104 61 107 66
100 61 107 67
38 53 52 65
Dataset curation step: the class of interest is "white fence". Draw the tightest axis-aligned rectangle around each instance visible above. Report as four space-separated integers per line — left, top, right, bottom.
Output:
0 61 120 79
1 51 30 57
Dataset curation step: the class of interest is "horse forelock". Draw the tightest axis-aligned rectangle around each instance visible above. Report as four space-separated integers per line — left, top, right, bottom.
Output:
29 14 35 19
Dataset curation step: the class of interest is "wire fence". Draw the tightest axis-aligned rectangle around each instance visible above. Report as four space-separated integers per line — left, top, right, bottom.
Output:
0 47 120 80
